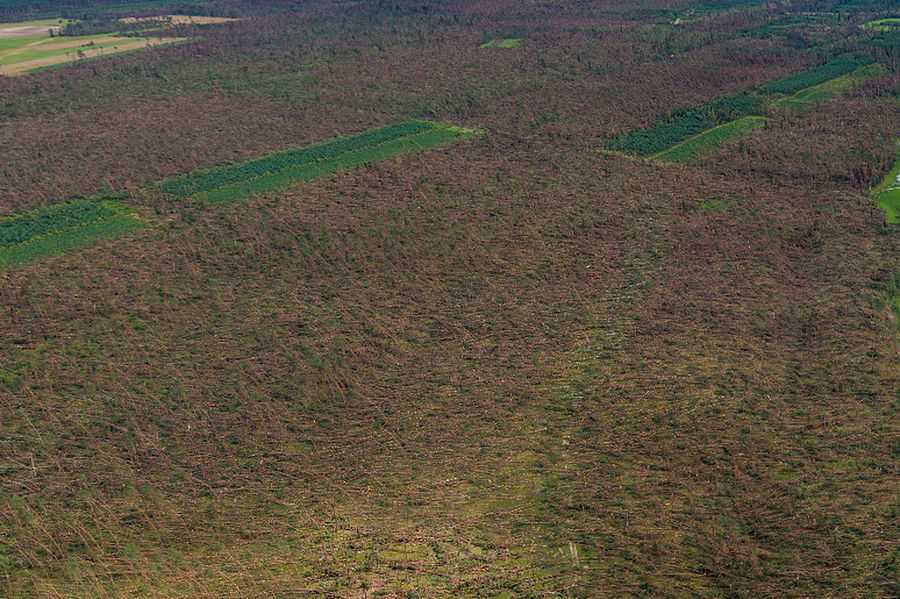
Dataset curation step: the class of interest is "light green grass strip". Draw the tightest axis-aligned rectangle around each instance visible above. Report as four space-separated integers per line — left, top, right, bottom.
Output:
653 116 767 164
480 38 521 48
0 37 143 66
0 200 143 269
772 63 886 111
861 18 900 32
188 123 476 204
872 143 900 224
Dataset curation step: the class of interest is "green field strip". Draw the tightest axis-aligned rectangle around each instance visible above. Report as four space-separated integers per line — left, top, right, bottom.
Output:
604 94 761 157
759 56 871 96
608 57 883 162
862 17 900 32
771 63 886 111
160 120 438 196
653 116 767 164
872 143 900 224
0 36 147 65
480 38 521 48
162 121 477 204
0 200 143 269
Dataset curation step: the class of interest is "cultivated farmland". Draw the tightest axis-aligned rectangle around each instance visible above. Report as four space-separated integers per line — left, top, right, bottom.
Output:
0 199 142 268
654 116 767 163
160 120 476 203
0 18 183 75
605 95 762 156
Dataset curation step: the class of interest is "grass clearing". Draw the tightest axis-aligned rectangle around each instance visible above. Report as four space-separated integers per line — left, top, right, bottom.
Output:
772 63 886 111
0 200 143 269
654 116 766 164
481 38 521 48
160 120 477 204
759 57 871 96
605 95 761 157
871 143 900 224
862 18 900 32
695 197 737 212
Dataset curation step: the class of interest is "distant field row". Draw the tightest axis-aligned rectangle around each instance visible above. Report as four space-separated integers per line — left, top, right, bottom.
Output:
0 121 476 269
606 56 882 164
0 12 236 76
159 120 476 203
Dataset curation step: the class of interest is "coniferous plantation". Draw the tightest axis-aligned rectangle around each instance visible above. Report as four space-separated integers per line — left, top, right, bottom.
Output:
0 0 898 596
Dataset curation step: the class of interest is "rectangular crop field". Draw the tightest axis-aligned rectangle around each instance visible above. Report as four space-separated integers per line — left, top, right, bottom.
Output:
758 57 870 96
0 25 184 75
159 120 477 204
0 200 143 269
604 94 761 157
772 63 885 111
654 116 767 164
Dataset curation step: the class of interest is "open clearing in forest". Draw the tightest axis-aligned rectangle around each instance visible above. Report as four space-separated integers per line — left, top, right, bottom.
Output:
862 17 900 32
160 120 478 203
771 63 886 110
605 95 761 157
872 143 900 224
0 200 143 269
481 38 521 48
0 20 184 75
608 57 883 163
654 116 767 164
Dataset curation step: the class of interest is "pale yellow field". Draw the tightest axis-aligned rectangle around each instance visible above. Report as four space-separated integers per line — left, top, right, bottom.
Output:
120 14 239 26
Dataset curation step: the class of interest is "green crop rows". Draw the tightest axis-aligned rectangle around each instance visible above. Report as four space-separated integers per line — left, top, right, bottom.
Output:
772 63 885 110
1 121 473 268
0 199 143 269
160 120 476 203
607 55 881 163
605 95 761 157
654 116 767 164
758 57 870 96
